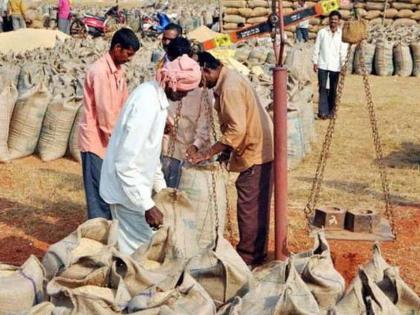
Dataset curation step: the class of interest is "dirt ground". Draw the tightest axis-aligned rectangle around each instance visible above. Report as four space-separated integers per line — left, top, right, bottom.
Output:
0 75 419 294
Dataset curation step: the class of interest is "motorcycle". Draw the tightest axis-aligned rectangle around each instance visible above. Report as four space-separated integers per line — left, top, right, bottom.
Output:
139 12 171 38
70 5 126 38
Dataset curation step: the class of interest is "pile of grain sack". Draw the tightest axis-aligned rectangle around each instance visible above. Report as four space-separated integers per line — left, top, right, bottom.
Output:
1 190 419 314
0 36 156 164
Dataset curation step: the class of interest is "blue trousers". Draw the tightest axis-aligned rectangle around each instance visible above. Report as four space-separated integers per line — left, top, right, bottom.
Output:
81 152 111 220
318 69 340 117
161 156 183 189
296 27 309 42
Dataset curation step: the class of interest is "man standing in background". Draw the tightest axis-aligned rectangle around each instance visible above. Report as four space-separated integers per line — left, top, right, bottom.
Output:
295 0 309 42
0 0 8 32
7 0 26 30
57 0 71 34
154 23 182 68
312 10 348 119
79 28 140 220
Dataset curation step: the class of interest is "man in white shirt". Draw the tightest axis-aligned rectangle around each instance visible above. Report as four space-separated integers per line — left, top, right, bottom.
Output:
295 0 309 42
312 11 348 119
100 55 201 255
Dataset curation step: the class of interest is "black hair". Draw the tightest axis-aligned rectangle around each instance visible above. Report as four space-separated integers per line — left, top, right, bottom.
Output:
329 10 342 19
164 23 183 35
197 52 221 70
110 28 141 51
166 37 192 60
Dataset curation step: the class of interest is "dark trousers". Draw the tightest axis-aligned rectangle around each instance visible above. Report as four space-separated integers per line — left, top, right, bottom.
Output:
318 69 340 117
81 152 111 220
235 161 273 265
161 156 183 189
296 27 309 42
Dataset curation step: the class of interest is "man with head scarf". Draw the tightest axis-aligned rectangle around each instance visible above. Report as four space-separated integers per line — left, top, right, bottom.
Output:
100 55 201 255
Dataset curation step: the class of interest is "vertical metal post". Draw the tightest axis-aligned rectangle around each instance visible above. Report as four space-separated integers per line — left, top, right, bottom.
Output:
273 0 289 261
219 0 224 33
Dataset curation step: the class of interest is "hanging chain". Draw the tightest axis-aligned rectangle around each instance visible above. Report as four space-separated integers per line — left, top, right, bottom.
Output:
303 47 352 225
167 100 183 158
358 43 395 238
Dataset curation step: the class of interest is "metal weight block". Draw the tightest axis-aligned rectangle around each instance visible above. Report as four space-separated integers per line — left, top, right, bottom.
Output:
345 209 381 233
313 207 346 230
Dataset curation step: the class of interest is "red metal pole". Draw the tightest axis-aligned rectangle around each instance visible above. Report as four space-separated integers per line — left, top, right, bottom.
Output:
273 0 289 261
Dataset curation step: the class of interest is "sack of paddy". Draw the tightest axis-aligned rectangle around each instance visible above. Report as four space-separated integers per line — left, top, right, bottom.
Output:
27 301 69 315
392 2 417 9
0 64 21 91
286 110 305 170
224 7 239 14
0 83 18 163
364 10 382 19
178 164 228 250
346 243 420 315
223 15 246 24
38 96 82 162
411 43 420 77
217 259 320 315
293 232 346 311
0 255 46 314
248 0 270 8
365 1 389 10
393 43 413 77
247 16 268 24
392 18 418 26
413 10 420 20
397 9 414 18
342 20 368 44
186 237 254 307
285 43 313 85
346 44 357 74
7 82 51 160
248 46 270 64
234 45 252 62
42 218 119 280
354 42 376 74
223 23 239 30
67 105 82 163
222 0 247 8
384 8 399 18
374 40 394 76
17 63 47 95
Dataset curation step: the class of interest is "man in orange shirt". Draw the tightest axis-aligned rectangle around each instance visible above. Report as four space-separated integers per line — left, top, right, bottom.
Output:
79 28 140 220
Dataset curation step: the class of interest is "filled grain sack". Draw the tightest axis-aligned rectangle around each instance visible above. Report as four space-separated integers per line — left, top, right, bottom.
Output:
178 164 228 250
365 1 390 10
354 42 376 74
7 82 51 160
287 110 305 170
224 7 240 14
384 8 399 18
392 18 418 26
364 10 382 19
247 16 268 24
234 45 253 62
346 44 357 73
413 10 420 20
374 40 394 76
294 232 346 311
393 43 413 77
42 218 119 280
38 96 81 162
0 255 46 314
411 43 420 77
223 23 239 30
0 83 18 163
186 237 254 307
248 0 270 8
223 0 247 8
392 2 417 9
17 63 46 95
0 64 21 91
217 259 320 315
248 46 270 64
68 105 82 162
397 9 414 18
224 15 246 24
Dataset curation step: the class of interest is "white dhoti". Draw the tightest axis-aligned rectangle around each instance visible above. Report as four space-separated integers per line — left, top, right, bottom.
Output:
110 204 154 255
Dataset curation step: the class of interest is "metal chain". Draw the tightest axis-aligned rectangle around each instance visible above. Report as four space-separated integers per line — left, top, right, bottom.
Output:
358 42 396 238
167 100 183 158
303 47 353 224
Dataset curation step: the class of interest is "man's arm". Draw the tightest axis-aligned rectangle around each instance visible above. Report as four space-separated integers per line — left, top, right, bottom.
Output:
312 29 322 72
153 160 167 193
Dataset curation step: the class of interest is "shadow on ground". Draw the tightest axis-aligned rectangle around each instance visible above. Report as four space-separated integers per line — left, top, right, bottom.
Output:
380 142 420 169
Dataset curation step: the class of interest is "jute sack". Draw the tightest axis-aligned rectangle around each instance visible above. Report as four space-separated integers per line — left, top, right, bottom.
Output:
397 9 414 18
333 269 402 315
0 64 21 91
28 301 70 315
384 8 399 18
294 232 346 311
224 23 239 30
413 10 420 20
342 20 368 44
392 18 418 26
68 105 82 162
365 1 389 10
0 83 18 162
217 259 320 315
374 40 394 76
38 96 81 162
252 7 270 17
223 15 246 24
354 42 376 74
222 0 247 8
127 272 217 314
364 10 382 19
17 63 46 95
411 43 420 77
346 44 357 74
8 82 52 160
392 2 417 9
235 46 252 62
0 255 46 314
224 8 240 14
393 44 413 77
237 8 254 17
248 0 270 8
186 237 254 306
178 164 228 250
42 218 119 280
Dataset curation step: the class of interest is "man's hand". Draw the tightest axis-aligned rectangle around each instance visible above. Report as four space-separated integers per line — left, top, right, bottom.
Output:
313 64 318 73
164 118 174 135
187 150 212 165
185 145 198 159
145 206 164 229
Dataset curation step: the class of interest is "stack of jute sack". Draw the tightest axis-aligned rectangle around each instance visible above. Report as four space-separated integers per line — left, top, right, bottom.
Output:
222 0 272 30
0 36 156 164
1 190 418 314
